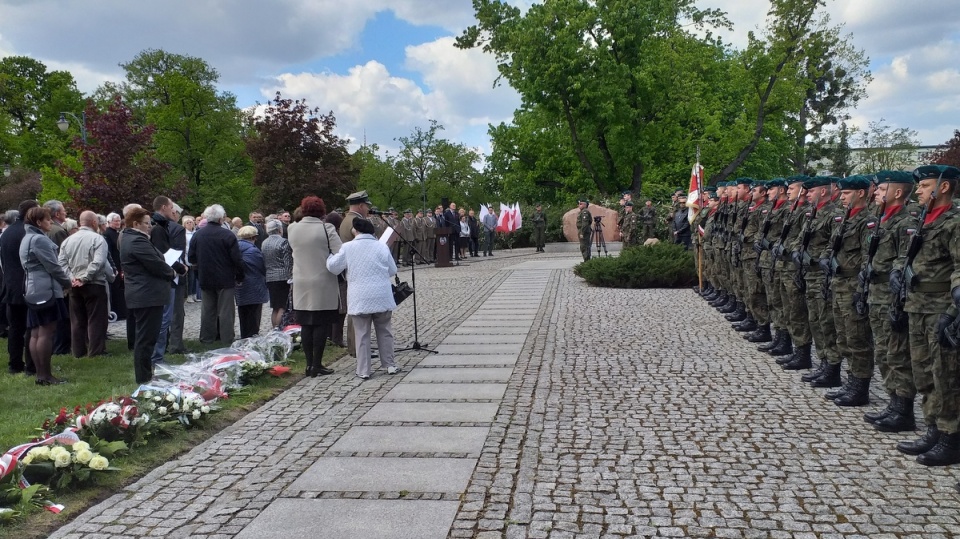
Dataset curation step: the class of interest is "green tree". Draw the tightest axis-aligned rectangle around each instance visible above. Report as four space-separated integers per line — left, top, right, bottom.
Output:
111 49 253 214
394 120 484 211
924 130 960 168
354 145 409 211
854 119 920 173
246 92 355 212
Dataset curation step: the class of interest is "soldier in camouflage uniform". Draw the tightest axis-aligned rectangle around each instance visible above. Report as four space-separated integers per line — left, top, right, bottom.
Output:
724 178 755 324
709 183 734 310
639 200 656 240
894 165 960 466
531 204 547 252
769 177 810 359
576 199 593 262
753 180 790 350
733 180 770 335
857 171 917 432
619 201 638 247
699 189 721 298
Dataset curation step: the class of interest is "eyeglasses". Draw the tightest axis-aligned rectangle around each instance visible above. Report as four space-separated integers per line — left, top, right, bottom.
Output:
140 220 153 227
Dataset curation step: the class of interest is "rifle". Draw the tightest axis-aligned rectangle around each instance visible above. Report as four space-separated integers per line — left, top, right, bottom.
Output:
855 186 886 315
753 202 775 277
793 189 822 292
768 193 803 283
821 205 853 300
733 199 750 267
890 172 945 327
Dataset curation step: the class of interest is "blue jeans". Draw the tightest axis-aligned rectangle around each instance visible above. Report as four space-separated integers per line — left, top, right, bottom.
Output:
151 288 176 363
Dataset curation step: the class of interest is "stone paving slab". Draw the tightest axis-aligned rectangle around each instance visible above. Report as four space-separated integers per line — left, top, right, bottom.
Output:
402 367 514 382
360 402 499 423
441 333 528 344
383 383 507 401
235 499 459 539
329 426 489 454
451 326 530 334
289 457 477 493
433 343 523 355
455 320 534 328
418 354 519 367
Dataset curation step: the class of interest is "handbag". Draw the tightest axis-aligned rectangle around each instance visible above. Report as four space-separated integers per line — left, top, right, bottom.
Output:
392 276 413 305
23 270 56 309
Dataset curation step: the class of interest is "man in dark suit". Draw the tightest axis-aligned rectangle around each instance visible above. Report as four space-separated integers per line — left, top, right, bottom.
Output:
443 202 460 261
0 200 39 374
188 204 244 344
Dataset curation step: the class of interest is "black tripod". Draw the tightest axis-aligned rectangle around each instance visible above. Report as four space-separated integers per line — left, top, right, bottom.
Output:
593 216 609 257
391 230 438 354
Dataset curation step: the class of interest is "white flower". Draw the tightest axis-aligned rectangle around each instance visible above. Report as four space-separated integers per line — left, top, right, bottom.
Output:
21 453 34 465
30 446 50 460
54 452 72 468
200 406 210 414
165 394 175 402
158 407 168 415
171 403 179 412
142 391 153 399
88 455 109 470
192 410 201 420
74 449 94 465
72 441 91 452
153 396 161 402
50 446 70 460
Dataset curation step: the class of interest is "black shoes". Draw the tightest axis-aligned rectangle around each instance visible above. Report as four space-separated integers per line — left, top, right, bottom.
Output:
758 329 787 352
833 376 869 407
782 343 812 370
36 378 67 386
916 432 960 466
809 362 842 388
801 357 828 382
873 395 916 433
897 424 939 456
745 324 772 343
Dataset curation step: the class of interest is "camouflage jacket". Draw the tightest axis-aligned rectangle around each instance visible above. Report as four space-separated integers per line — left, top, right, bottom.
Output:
900 207 960 314
862 205 913 305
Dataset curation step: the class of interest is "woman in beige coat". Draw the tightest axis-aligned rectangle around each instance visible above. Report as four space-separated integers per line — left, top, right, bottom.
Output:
287 196 342 376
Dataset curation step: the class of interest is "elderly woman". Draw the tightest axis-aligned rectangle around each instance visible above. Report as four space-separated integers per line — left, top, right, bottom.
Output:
287 196 342 377
235 226 268 338
20 206 74 385
121 207 179 384
261 219 292 329
326 218 400 380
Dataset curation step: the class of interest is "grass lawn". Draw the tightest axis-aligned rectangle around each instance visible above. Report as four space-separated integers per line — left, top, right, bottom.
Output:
0 335 345 539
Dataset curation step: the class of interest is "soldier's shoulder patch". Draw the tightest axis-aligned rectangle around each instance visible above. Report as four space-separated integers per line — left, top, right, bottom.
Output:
805 212 812 218
834 216 843 222
762 209 768 214
905 228 916 236
866 222 876 229
910 211 919 217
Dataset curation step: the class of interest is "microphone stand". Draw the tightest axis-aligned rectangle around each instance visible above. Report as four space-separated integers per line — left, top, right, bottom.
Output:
387 227 438 354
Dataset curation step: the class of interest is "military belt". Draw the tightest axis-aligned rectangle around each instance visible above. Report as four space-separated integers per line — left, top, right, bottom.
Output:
835 268 859 278
911 281 952 293
870 272 889 285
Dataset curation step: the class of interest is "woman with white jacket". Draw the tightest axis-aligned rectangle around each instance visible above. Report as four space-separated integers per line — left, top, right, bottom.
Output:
326 218 400 379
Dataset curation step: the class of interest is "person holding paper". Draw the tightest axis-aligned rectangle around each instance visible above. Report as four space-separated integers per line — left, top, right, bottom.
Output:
149 196 186 361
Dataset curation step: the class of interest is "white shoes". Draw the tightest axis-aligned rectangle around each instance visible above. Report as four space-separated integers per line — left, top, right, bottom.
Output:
387 366 400 375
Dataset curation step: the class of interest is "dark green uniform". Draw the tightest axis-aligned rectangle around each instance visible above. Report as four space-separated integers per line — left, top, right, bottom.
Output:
576 203 592 261
531 209 546 251
639 205 656 240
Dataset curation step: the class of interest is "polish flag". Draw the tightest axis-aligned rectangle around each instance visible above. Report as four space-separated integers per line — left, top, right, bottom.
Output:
511 203 522 231
687 161 705 224
497 203 512 232
478 204 490 226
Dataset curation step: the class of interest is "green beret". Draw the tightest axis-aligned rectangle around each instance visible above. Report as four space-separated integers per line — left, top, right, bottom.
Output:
735 177 755 186
764 179 783 188
803 176 831 189
577 197 589 204
875 170 915 184
914 164 960 180
837 176 870 190
785 175 810 185
750 180 767 189
624 201 633 207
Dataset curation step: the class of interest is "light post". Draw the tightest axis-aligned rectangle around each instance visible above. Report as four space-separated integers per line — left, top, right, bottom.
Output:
57 111 87 144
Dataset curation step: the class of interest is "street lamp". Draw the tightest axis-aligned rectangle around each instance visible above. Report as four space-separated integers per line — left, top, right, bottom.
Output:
57 111 87 144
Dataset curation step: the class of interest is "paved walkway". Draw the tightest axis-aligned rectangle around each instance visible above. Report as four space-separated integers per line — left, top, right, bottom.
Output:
53 248 960 538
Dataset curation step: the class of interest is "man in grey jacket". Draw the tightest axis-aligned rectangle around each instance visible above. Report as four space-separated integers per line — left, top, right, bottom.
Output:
482 206 497 256
58 211 112 357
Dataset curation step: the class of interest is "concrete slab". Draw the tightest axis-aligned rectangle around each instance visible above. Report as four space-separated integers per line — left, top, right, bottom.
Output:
330 426 489 454
441 333 527 344
419 354 518 366
452 326 529 334
235 499 459 539
434 343 523 355
290 457 477 493
457 320 534 328
384 383 507 401
403 367 514 382
361 402 499 422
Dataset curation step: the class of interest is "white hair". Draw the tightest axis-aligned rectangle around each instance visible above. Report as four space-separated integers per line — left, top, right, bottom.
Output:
203 204 226 223
106 212 121 222
122 203 141 217
266 219 283 234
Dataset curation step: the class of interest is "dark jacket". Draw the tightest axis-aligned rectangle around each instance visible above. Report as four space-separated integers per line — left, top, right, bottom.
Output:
188 221 244 290
0 219 28 304
247 221 268 249
120 228 176 309
443 209 458 231
468 216 480 239
151 212 186 256
104 227 122 271
235 239 268 306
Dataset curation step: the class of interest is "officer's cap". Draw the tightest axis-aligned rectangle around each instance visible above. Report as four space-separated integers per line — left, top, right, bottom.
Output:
388 207 395 212
804 176 832 189
403 208 413 214
735 177 755 186
345 190 370 204
874 170 915 185
914 164 960 181
837 176 871 191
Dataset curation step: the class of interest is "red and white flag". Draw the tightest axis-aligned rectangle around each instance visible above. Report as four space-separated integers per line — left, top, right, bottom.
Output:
497 203 512 232
511 203 522 231
686 160 705 224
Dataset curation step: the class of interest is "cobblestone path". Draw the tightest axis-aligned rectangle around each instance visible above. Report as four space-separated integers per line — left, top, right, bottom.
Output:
51 249 960 538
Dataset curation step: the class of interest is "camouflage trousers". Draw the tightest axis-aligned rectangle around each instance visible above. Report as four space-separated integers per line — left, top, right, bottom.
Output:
765 267 784 329
777 267 810 346
869 302 914 398
805 274 839 364
743 258 768 325
831 278 873 378
579 232 592 261
909 311 960 432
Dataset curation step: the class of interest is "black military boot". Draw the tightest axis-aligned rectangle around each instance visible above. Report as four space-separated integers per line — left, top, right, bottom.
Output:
768 333 793 357
896 424 939 456
708 291 728 307
874 396 916 433
824 375 852 399
745 324 772 343
834 376 870 406
801 356 827 382
916 432 960 466
699 283 715 297
864 393 896 424
782 343 812 370
718 296 739 314
733 317 758 332
809 362 842 388
758 329 786 352
725 302 747 322
704 288 721 301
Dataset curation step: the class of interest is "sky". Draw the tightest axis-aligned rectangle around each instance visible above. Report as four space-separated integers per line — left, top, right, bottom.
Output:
2 0 959 158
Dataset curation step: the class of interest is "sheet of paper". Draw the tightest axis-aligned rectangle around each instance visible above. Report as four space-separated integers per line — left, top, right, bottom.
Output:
379 226 397 247
164 249 182 284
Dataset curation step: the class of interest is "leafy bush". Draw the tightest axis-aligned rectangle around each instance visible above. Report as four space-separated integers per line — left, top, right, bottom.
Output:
574 242 697 288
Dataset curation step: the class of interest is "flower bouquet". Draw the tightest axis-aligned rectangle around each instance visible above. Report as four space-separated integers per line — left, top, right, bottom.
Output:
20 441 118 490
132 387 214 427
